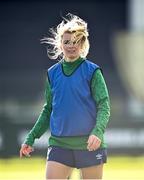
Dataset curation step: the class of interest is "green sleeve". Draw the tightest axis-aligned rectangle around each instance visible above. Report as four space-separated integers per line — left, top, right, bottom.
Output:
90 69 110 141
23 79 52 146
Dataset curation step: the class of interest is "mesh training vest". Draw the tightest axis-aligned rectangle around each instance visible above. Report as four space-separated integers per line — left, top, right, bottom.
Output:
47 59 99 136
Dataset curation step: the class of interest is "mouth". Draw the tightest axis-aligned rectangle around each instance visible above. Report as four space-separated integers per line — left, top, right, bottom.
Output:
67 50 76 53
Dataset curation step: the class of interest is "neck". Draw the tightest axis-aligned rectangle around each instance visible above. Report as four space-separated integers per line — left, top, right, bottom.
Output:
64 56 80 62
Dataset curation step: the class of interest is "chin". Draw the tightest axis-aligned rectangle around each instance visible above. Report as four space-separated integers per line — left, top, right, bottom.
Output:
67 55 78 60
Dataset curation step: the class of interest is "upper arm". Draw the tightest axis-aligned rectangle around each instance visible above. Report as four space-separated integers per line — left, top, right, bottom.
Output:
91 69 110 103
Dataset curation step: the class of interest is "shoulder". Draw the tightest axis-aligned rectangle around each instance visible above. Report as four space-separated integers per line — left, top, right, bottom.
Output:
47 61 61 82
84 59 100 75
84 59 100 69
48 61 61 73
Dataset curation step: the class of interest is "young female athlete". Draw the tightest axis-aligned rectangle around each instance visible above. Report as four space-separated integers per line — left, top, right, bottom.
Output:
20 13 110 179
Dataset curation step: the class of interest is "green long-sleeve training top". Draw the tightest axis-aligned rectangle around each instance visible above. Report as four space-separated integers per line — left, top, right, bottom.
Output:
24 57 110 149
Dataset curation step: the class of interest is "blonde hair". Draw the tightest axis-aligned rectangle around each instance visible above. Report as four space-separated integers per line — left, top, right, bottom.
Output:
41 13 90 60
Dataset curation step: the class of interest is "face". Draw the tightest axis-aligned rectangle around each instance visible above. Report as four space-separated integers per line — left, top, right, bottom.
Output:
61 32 82 62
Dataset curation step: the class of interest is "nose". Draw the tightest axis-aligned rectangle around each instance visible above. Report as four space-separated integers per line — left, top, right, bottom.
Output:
67 45 75 50
68 42 74 47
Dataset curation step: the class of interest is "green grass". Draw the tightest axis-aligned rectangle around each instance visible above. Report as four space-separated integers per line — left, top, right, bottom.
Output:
0 156 144 180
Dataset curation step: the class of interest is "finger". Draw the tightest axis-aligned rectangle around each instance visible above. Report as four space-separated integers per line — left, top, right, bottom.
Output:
20 149 28 158
20 146 27 158
90 138 97 149
87 139 97 151
20 144 31 158
21 144 28 149
87 138 94 148
27 146 34 153
88 137 101 151
23 150 31 157
87 137 95 150
92 139 101 150
20 149 23 158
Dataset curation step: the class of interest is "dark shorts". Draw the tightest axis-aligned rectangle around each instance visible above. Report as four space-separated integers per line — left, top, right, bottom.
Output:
47 146 107 169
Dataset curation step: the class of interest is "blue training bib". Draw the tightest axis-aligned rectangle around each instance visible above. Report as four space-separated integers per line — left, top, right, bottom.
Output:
48 59 99 137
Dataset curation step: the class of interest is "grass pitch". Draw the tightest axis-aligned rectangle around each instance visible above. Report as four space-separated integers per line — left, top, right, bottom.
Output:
0 156 144 180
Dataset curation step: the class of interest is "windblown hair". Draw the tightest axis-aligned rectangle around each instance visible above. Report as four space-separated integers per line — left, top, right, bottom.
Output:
41 13 90 60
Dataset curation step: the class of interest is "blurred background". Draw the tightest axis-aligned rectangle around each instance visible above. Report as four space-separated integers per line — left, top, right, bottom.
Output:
0 0 144 179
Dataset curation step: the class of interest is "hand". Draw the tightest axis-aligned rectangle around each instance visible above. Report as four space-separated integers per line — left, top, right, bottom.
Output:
20 144 34 158
87 135 101 151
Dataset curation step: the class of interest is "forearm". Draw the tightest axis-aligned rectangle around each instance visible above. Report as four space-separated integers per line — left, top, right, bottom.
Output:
90 97 110 140
24 79 52 146
24 103 51 146
90 69 110 140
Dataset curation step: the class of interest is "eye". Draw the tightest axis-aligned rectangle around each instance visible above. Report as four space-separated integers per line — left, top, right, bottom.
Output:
73 39 81 45
63 40 70 45
73 41 76 45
